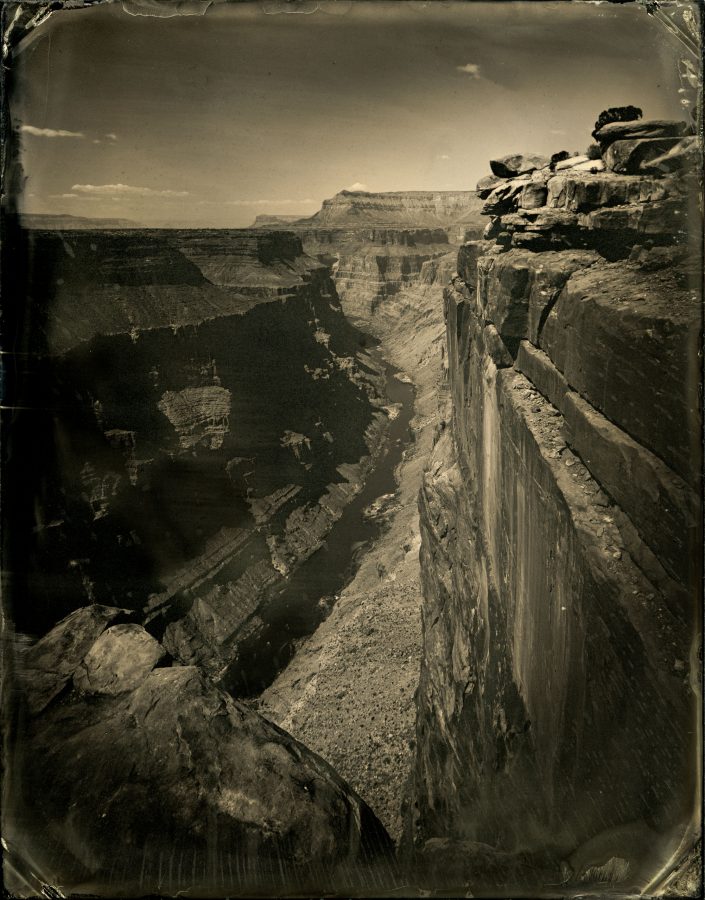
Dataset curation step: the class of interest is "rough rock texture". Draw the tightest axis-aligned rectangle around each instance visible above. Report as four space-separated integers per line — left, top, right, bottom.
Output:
260 252 454 843
594 117 689 149
73 623 165 695
330 234 454 320
408 125 702 894
17 604 132 714
157 385 232 450
603 137 686 175
643 135 701 175
29 229 319 354
7 607 396 896
490 153 550 178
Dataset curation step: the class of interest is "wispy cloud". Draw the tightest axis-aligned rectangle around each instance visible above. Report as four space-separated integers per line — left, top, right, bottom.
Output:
456 63 481 78
105 133 118 141
438 154 451 160
346 182 369 192
21 124 85 139
71 183 189 197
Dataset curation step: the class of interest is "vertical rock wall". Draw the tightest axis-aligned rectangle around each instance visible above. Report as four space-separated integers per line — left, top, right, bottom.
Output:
410 124 702 893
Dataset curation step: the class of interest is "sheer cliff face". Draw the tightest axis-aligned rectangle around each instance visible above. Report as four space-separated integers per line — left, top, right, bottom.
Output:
410 137 702 891
9 229 389 686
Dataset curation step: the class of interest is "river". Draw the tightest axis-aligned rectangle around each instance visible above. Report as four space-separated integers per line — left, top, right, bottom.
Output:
221 347 416 697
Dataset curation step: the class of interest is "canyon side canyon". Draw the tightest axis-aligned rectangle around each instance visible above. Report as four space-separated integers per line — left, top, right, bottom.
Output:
3 116 702 897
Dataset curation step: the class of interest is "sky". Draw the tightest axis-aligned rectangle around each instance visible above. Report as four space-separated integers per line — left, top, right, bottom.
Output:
11 0 695 227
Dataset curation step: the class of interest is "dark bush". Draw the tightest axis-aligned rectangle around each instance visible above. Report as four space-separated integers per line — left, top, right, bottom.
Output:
592 105 643 138
550 150 570 168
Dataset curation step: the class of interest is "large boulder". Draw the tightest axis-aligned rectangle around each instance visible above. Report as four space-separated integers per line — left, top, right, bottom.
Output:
490 153 550 179
18 604 131 714
519 182 548 210
481 177 530 215
594 118 689 149
571 158 605 173
555 154 590 171
603 137 686 175
476 173 504 197
9 610 396 895
639 135 702 175
73 624 165 695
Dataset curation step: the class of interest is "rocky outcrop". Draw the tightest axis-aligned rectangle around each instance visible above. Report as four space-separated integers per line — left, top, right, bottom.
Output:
157 385 231 450
409 116 702 894
252 214 305 227
7 605 395 896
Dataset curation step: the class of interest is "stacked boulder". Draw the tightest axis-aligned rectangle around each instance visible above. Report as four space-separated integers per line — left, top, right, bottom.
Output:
474 114 698 256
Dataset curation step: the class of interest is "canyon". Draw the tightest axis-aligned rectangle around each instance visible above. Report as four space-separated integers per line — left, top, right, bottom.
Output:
4 127 702 899
5 193 476 894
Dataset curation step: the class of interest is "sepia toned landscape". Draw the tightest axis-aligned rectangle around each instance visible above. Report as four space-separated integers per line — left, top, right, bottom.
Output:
1 1 702 897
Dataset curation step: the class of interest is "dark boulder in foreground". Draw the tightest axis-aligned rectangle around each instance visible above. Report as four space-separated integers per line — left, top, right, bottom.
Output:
7 606 396 896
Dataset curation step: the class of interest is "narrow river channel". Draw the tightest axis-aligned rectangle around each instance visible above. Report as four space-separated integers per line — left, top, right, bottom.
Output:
222 347 415 697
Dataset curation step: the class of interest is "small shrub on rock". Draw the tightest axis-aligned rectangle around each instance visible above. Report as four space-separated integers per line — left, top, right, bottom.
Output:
591 105 643 138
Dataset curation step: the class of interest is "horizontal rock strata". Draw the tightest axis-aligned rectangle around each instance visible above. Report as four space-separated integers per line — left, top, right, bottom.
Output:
409 116 702 894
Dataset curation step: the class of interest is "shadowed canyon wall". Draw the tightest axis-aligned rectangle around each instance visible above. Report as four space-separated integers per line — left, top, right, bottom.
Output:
4 224 405 894
408 127 703 894
8 229 392 684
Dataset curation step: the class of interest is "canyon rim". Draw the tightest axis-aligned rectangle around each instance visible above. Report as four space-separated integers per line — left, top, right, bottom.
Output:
1 1 703 897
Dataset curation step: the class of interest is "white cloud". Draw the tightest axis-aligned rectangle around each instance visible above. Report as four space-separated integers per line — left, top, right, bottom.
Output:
346 182 369 192
456 63 481 78
20 124 85 139
105 133 118 141
438 154 451 160
92 139 102 145
71 183 189 197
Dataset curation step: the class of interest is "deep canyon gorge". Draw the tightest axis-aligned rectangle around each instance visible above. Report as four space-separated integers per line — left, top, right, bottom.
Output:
4 117 703 897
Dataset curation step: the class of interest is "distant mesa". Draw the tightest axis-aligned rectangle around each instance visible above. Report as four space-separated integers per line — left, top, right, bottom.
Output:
21 212 141 230
253 189 484 230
